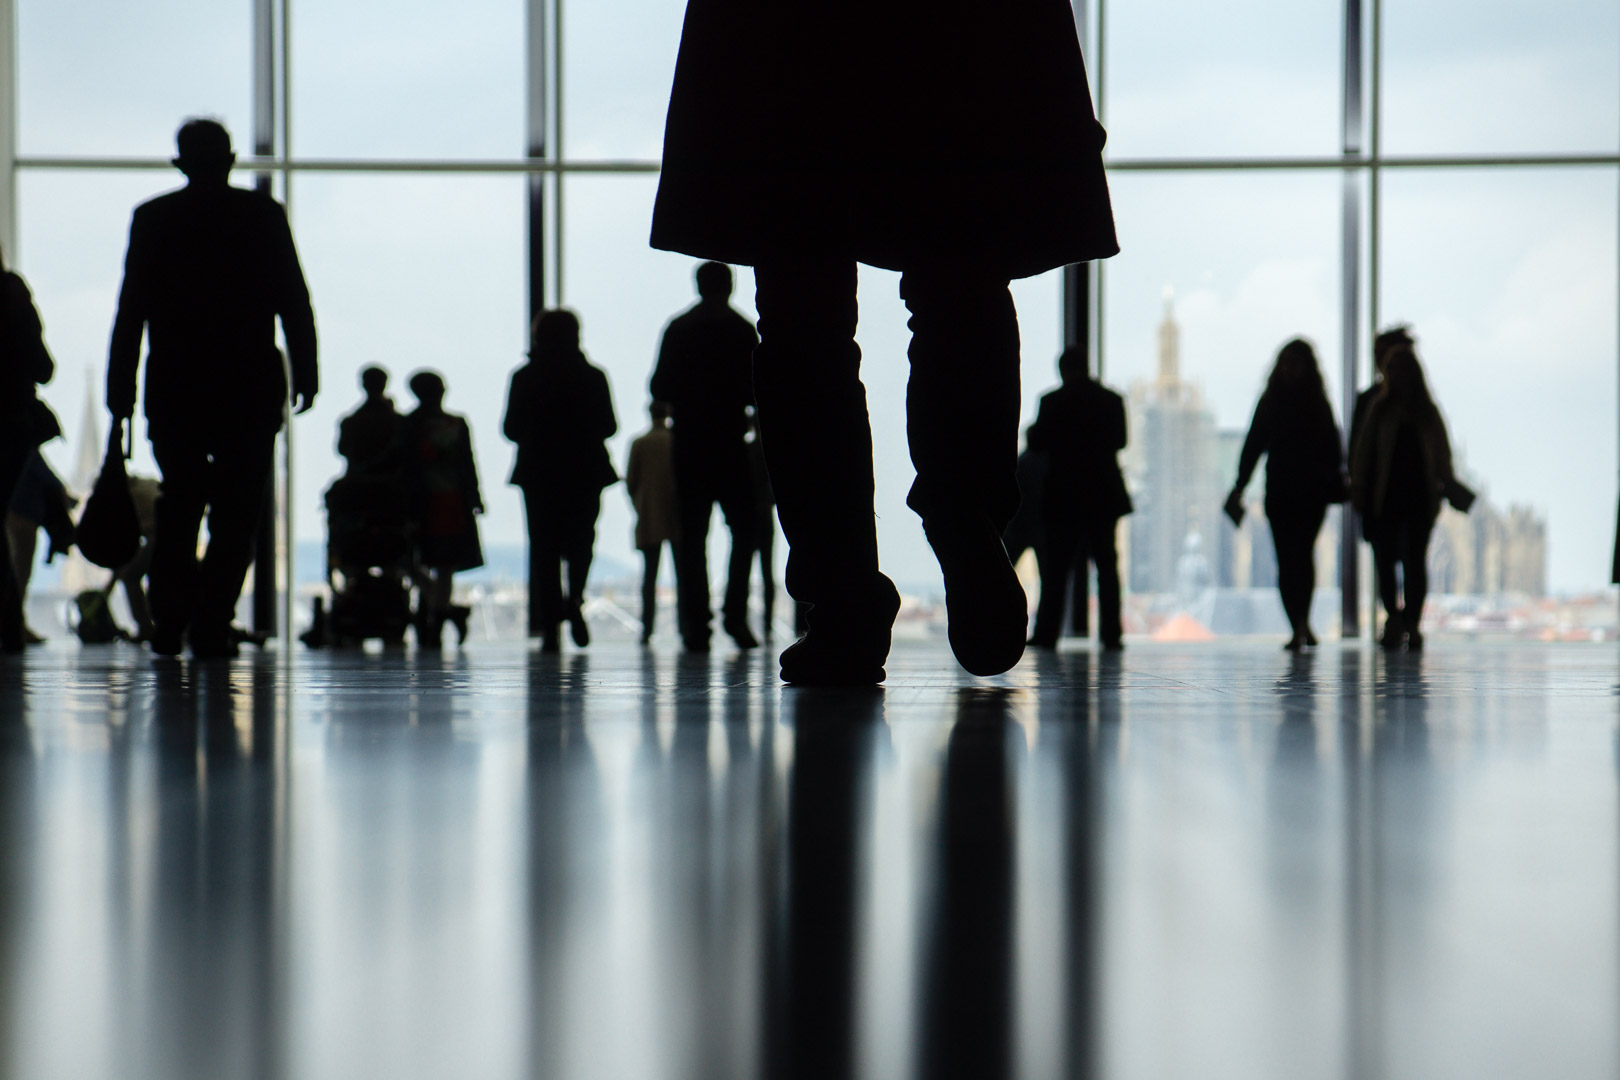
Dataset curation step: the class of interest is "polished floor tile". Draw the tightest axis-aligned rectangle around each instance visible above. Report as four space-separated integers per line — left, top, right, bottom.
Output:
0 641 1615 1079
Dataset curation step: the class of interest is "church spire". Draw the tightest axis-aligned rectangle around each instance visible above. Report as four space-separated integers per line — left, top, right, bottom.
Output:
1156 286 1180 389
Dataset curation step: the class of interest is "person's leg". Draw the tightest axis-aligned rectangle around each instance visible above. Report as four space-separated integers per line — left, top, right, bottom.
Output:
0 440 30 652
563 492 600 647
640 544 660 643
5 513 34 599
718 467 759 649
119 542 155 641
1087 513 1124 649
147 435 211 653
758 505 777 638
189 432 275 653
1029 512 1078 648
526 491 564 648
1268 507 1310 644
900 259 1025 676
753 256 898 683
1367 518 1403 646
672 473 715 652
1403 515 1434 646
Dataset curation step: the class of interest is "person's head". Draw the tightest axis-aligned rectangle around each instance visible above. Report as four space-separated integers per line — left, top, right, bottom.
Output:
1372 325 1414 377
650 401 671 426
408 370 446 409
531 308 581 359
695 261 732 302
1056 346 1088 385
1266 338 1325 399
1380 346 1434 413
173 118 235 184
360 366 388 398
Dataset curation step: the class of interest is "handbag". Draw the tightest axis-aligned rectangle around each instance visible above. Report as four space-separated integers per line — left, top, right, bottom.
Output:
76 423 141 570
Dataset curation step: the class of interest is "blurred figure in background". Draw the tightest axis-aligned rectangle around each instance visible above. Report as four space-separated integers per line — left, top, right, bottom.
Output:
1349 325 1415 464
115 474 162 642
745 416 780 639
0 245 58 654
399 370 484 647
650 261 761 653
504 310 619 652
625 402 680 644
1226 339 1345 652
1025 347 1131 651
1351 346 1457 651
6 452 76 643
337 365 401 475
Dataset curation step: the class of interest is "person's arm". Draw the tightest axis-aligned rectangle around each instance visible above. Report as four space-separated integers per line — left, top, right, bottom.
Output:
597 369 618 442
1025 397 1051 451
1108 390 1127 452
459 418 485 514
270 200 318 414
625 438 643 499
1231 397 1268 495
502 369 527 445
106 208 150 420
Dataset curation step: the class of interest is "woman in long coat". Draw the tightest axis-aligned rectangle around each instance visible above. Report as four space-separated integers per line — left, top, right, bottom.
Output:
1227 340 1346 651
651 0 1117 684
1350 347 1456 651
503 310 618 652
399 370 484 647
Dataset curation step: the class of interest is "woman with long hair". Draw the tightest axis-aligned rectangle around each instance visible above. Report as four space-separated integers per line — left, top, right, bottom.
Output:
400 370 485 647
1226 339 1345 651
1350 345 1454 651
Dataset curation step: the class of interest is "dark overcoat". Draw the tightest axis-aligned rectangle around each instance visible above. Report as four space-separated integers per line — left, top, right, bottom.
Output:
650 0 1118 279
502 353 619 496
1025 379 1132 520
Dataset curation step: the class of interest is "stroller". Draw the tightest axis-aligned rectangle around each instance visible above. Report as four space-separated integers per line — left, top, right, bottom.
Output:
302 471 415 648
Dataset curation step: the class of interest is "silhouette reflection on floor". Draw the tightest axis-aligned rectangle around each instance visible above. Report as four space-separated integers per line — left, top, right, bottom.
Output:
0 641 1615 1079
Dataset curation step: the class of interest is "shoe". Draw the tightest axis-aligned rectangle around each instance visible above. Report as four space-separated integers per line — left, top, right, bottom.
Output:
640 629 653 645
540 635 561 654
416 617 443 649
1379 615 1405 651
149 628 184 657
1283 634 1305 652
568 603 589 647
1026 636 1059 650
1101 639 1124 652
684 637 711 655
189 633 239 660
1406 627 1424 651
778 578 901 687
923 513 1027 677
724 617 759 651
448 604 471 645
1303 628 1319 647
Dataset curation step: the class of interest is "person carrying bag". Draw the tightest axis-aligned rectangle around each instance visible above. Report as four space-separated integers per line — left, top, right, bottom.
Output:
76 422 141 572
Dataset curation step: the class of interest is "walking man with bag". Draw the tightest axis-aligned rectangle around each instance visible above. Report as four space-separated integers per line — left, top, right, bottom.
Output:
106 118 317 658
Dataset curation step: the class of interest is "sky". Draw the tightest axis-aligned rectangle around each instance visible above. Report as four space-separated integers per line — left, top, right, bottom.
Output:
12 0 1620 595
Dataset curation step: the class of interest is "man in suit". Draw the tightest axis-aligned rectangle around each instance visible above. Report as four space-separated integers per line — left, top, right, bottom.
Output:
106 118 317 658
1024 347 1131 651
649 261 761 653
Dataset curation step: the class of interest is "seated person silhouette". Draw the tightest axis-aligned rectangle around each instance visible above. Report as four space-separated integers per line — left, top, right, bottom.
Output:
650 261 761 653
105 118 317 659
652 0 1117 682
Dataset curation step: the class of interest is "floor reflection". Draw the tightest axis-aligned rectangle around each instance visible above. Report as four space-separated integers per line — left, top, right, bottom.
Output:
0 642 1614 1079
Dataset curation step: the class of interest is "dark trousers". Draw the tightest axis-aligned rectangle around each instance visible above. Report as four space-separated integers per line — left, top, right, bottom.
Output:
752 257 1019 621
639 539 677 638
149 428 275 643
673 451 756 648
756 504 777 632
1267 500 1327 635
1367 513 1434 628
0 431 31 650
1031 511 1121 647
524 488 600 640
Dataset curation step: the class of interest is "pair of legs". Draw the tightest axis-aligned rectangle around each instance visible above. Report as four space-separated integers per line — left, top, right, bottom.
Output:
1367 513 1434 648
148 426 275 655
413 565 469 646
1267 500 1327 649
751 256 1025 681
0 432 31 653
638 538 678 643
116 540 155 641
673 451 757 651
1030 509 1121 649
524 488 600 649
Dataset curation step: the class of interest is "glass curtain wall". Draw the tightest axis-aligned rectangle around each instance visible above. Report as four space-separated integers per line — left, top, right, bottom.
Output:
10 0 1619 640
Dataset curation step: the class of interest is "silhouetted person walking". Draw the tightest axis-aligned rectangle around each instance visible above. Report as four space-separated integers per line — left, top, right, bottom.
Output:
504 310 618 652
625 402 680 644
652 0 1116 682
1351 346 1455 651
1348 325 1414 479
0 253 57 654
1226 339 1345 651
1026 348 1131 651
337 366 401 476
106 118 317 659
649 261 761 652
399 370 483 647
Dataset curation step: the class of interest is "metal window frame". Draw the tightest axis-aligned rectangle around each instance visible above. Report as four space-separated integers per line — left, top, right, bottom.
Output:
1 0 1614 643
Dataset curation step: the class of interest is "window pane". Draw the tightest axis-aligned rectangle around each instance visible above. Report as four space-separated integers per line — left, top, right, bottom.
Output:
1379 167 1616 597
1101 172 1343 616
18 0 252 157
1382 0 1620 156
290 175 527 596
1103 0 1342 158
292 0 524 159
563 0 684 160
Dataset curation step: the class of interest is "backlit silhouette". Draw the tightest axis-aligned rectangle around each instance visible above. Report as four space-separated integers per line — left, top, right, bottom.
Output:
399 370 484 647
625 402 680 644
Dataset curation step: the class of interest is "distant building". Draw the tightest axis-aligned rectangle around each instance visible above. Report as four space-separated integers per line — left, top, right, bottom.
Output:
1122 292 1222 596
1429 464 1547 597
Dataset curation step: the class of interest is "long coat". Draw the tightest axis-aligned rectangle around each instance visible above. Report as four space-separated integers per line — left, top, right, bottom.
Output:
1350 399 1454 524
1025 379 1132 521
650 0 1118 279
502 352 619 498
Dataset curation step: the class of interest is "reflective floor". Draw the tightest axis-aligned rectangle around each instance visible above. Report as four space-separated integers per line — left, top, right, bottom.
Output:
0 640 1616 1079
